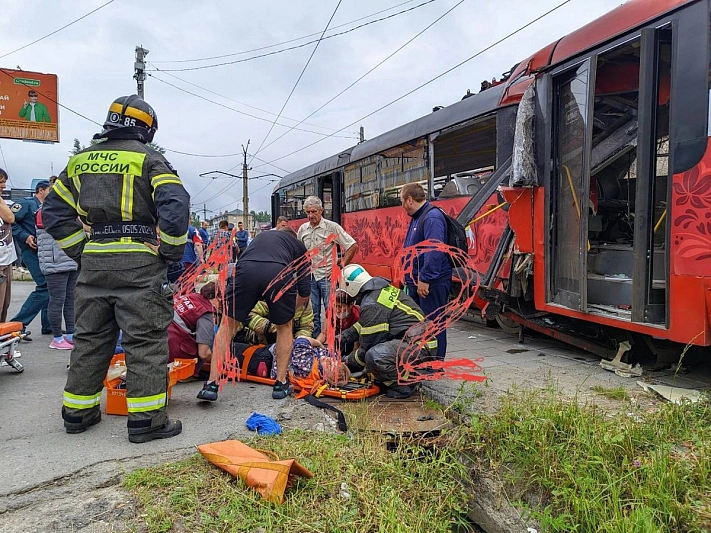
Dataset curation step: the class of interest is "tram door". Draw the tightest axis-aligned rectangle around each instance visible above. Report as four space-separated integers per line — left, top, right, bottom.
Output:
318 171 342 224
549 59 595 312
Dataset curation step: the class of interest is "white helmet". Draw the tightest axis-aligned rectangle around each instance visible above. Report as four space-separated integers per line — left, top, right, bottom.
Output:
341 264 372 298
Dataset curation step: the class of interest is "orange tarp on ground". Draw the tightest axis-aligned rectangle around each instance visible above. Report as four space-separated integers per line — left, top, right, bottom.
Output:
197 440 314 503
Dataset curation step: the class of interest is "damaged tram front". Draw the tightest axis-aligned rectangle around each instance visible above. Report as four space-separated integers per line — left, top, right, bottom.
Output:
273 0 711 362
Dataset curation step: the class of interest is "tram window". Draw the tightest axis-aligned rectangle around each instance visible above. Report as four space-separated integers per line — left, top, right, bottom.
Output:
344 156 380 212
433 115 497 198
281 178 315 219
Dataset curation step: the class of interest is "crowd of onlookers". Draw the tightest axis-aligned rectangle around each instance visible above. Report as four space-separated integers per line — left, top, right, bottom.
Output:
2 169 452 402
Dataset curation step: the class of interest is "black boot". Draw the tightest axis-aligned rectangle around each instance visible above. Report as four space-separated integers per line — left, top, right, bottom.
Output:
128 419 183 443
386 384 415 399
63 408 101 434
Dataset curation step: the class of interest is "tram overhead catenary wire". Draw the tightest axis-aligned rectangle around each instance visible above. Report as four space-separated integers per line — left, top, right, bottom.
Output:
252 0 465 159
253 0 573 169
248 0 344 167
0 0 116 60
147 0 435 71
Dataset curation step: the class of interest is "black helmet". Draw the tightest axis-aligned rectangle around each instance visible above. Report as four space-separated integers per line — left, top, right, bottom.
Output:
96 95 158 143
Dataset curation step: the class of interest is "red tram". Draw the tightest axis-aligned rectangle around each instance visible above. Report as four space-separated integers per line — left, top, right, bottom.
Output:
272 0 711 361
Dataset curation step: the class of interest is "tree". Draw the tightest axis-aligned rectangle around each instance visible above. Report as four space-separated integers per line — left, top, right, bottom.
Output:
190 212 200 226
250 210 270 222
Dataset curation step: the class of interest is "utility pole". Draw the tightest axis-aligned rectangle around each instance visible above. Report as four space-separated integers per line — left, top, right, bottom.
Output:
203 203 208 224
359 125 365 143
134 46 149 99
242 140 250 229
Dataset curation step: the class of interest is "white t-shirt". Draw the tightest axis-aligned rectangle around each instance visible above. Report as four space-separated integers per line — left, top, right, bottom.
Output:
0 217 17 266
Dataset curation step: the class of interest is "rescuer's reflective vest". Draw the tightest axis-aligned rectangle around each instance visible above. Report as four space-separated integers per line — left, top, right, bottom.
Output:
42 138 190 270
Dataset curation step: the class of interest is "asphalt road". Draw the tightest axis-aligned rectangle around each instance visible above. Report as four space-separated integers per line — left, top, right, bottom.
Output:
0 280 328 495
2 278 710 500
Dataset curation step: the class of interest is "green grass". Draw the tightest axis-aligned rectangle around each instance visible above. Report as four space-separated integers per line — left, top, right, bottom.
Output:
590 385 630 401
123 427 474 533
463 388 711 532
122 387 711 533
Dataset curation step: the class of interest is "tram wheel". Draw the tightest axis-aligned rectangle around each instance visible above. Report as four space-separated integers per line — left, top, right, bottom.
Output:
495 314 521 335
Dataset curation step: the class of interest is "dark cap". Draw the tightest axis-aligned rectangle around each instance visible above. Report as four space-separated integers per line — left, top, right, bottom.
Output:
35 180 51 193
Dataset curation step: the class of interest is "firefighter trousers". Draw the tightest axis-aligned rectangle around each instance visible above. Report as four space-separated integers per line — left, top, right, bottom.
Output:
62 261 173 434
364 339 432 385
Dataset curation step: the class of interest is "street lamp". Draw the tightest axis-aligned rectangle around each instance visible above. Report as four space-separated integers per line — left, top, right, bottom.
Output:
198 171 283 228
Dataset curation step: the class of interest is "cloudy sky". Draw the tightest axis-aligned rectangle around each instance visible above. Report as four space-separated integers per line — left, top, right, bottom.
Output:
0 0 623 218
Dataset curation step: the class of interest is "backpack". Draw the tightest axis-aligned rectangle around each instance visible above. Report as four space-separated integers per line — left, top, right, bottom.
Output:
420 203 469 263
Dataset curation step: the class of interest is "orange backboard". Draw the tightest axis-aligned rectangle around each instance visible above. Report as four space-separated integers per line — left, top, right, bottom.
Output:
0 68 59 142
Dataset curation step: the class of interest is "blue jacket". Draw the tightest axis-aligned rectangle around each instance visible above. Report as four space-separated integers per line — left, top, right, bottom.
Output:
181 225 201 265
403 201 452 284
236 229 249 249
10 196 41 252
198 227 210 247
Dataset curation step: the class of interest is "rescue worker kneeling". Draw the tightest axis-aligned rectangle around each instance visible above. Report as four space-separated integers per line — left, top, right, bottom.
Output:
339 264 437 399
43 95 190 443
168 282 219 379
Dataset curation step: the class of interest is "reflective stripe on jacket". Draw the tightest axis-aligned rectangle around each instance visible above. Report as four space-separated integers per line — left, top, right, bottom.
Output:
341 277 433 355
42 139 190 269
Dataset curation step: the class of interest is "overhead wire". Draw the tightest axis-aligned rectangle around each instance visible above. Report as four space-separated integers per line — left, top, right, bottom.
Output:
147 0 434 72
148 72 358 140
0 0 116 60
255 0 573 169
248 0 344 166
252 0 465 158
152 0 426 63
148 67 341 133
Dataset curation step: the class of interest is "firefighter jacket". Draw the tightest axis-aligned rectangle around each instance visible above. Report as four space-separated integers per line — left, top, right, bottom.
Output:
245 300 315 345
168 292 215 360
42 139 190 270
341 277 436 363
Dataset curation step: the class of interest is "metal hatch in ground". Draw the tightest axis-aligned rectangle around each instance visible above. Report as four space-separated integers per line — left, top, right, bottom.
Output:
320 390 450 436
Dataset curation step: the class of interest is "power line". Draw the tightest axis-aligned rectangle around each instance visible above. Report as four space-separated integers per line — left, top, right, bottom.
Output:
256 0 572 169
148 67 341 133
249 0 343 166
152 0 425 63
0 0 116 60
209 179 279 214
149 0 434 71
253 0 464 158
148 72 358 140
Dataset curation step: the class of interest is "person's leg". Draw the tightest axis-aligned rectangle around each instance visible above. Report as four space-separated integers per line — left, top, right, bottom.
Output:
46 272 70 346
319 277 331 335
11 249 49 331
62 270 118 433
115 262 180 443
310 277 322 337
273 320 294 384
63 269 80 339
364 339 416 399
419 280 450 359
0 264 12 323
198 267 258 401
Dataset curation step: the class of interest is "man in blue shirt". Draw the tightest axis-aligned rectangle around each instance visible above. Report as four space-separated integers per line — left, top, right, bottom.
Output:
198 221 210 251
180 224 204 274
10 180 52 337
235 221 249 254
400 183 451 359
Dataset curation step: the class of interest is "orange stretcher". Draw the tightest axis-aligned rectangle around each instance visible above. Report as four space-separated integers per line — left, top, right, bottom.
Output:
239 344 381 401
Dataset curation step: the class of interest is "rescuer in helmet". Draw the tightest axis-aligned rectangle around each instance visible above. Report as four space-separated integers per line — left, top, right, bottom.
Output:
339 264 437 399
43 95 190 443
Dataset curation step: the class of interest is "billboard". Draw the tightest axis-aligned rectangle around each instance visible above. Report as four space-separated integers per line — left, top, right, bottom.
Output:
0 68 59 143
